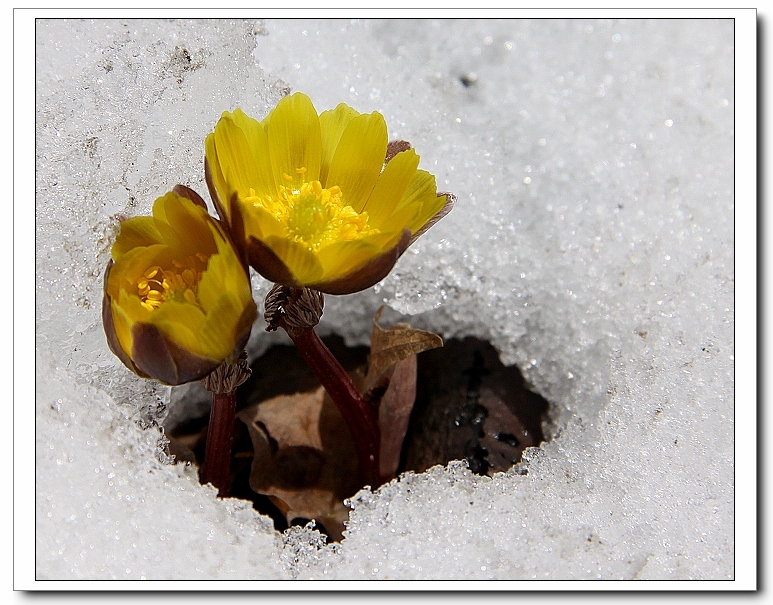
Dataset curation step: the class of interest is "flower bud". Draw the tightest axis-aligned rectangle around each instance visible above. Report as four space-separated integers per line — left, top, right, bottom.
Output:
102 187 257 385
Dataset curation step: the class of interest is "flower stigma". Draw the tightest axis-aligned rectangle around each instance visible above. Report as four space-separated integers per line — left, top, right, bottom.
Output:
245 167 379 252
136 253 209 312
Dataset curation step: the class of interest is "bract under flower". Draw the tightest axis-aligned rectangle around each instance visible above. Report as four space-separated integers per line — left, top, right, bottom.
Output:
205 92 454 295
102 187 258 385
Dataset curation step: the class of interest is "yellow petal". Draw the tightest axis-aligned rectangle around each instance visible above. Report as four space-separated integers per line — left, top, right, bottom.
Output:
110 296 137 359
231 109 276 198
399 169 445 233
307 229 410 294
197 226 252 313
111 216 164 258
262 236 324 284
147 193 194 254
325 111 388 212
240 202 285 241
265 92 322 191
362 148 420 228
155 192 217 258
315 238 387 281
147 301 207 357
407 191 448 235
395 168 437 213
319 103 360 186
212 114 263 200
378 202 422 236
379 168 440 234
117 285 153 323
198 291 245 359
356 229 407 251
195 250 227 312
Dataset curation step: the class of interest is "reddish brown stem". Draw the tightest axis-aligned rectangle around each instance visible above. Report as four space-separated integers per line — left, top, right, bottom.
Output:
200 391 237 498
288 326 381 487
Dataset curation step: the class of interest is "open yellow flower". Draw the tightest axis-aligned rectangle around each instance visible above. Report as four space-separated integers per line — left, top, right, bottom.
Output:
102 186 258 385
205 92 454 295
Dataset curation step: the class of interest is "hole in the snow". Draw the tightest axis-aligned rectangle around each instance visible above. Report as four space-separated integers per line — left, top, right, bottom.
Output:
165 335 550 540
403 338 549 476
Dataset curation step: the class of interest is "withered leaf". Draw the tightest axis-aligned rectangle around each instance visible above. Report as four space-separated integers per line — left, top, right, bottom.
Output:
364 308 443 395
377 356 417 479
366 308 443 480
237 386 360 541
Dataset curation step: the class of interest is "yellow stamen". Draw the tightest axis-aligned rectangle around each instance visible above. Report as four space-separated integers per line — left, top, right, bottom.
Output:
245 168 378 252
135 254 208 312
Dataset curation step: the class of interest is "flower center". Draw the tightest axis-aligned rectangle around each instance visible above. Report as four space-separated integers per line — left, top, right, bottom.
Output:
245 168 378 251
136 253 208 312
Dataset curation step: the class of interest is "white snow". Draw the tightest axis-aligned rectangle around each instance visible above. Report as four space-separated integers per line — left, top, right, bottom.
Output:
24 14 752 587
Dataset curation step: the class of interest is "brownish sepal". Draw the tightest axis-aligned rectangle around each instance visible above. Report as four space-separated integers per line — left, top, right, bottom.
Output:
102 261 146 378
308 228 412 295
246 228 412 295
385 140 412 164
172 184 208 211
131 322 220 386
204 157 229 225
246 236 300 287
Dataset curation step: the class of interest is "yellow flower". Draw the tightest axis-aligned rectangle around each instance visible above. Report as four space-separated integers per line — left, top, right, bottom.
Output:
102 186 258 385
205 92 454 295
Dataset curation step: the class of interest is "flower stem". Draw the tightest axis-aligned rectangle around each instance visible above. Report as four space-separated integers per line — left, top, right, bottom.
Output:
287 326 381 487
198 353 251 498
200 390 237 498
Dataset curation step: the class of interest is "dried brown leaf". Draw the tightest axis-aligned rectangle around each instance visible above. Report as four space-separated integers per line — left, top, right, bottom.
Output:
236 386 360 541
366 308 443 480
364 308 443 394
377 356 417 478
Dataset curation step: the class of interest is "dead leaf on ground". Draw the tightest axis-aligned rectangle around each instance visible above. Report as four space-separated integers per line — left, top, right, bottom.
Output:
237 385 360 541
